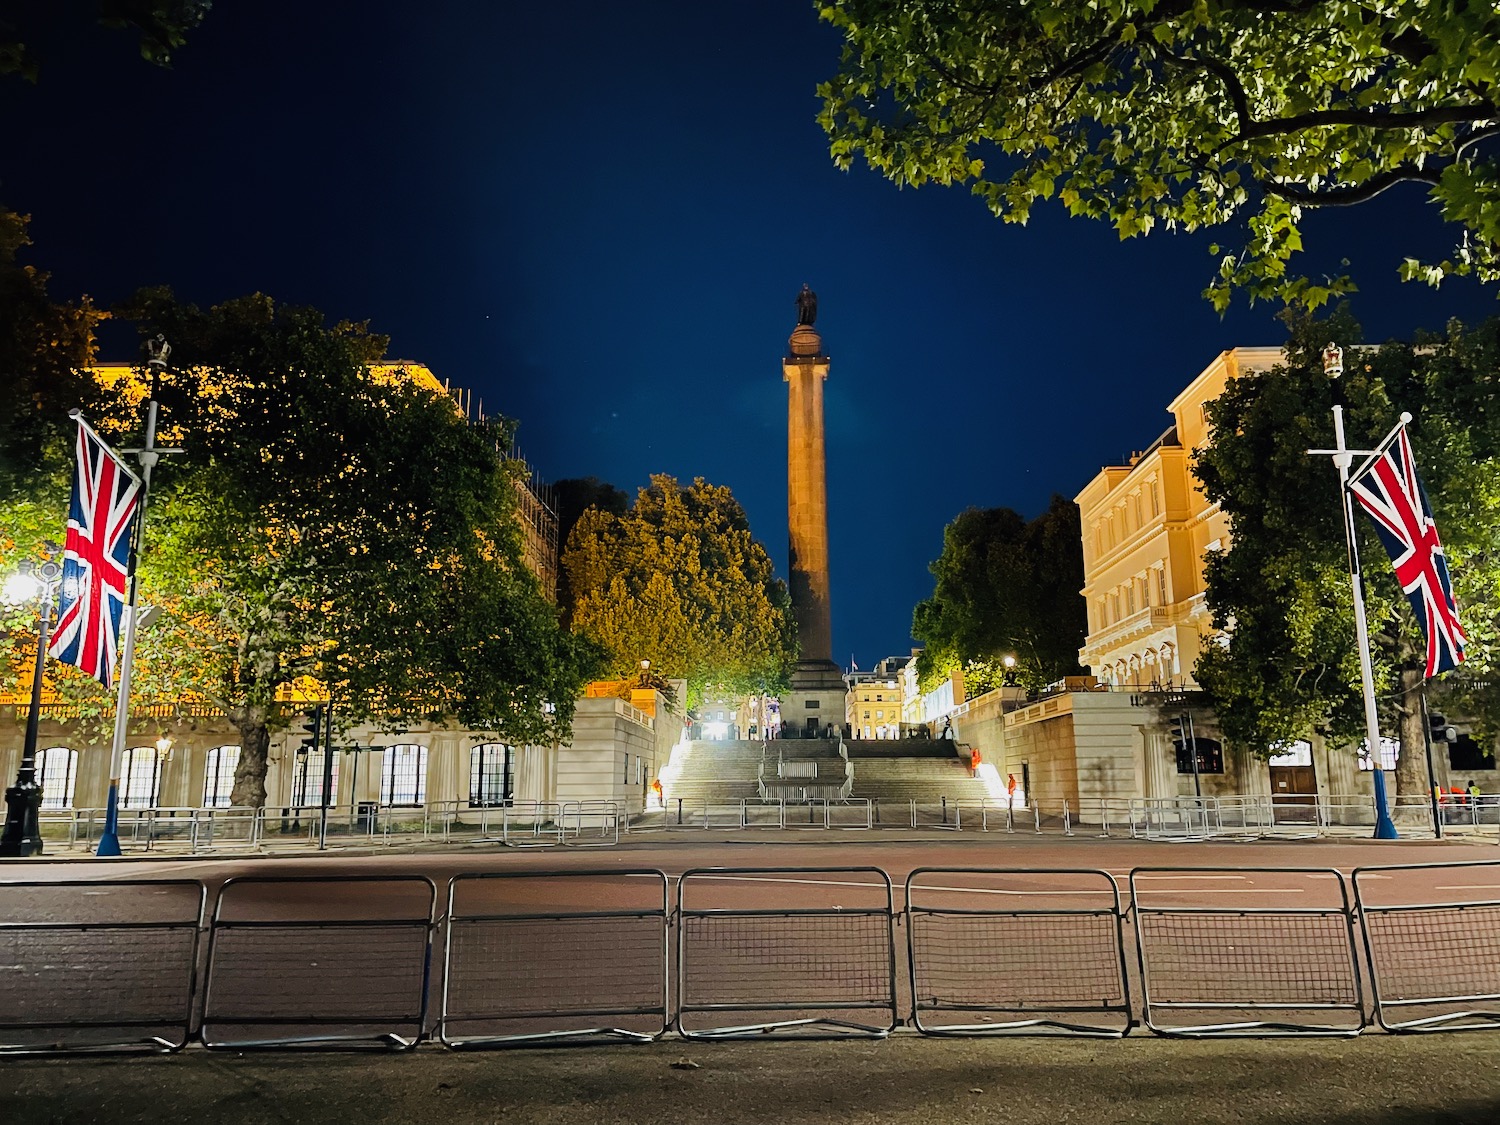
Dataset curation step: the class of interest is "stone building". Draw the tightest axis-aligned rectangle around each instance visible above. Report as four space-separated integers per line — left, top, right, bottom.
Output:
0 360 620 823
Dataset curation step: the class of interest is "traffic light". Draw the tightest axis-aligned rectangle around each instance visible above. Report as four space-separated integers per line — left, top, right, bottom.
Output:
299 706 324 753
1428 712 1458 744
1167 714 1188 750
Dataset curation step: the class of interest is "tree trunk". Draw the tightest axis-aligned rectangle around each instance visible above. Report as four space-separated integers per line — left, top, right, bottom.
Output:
1393 664 1429 822
230 705 271 809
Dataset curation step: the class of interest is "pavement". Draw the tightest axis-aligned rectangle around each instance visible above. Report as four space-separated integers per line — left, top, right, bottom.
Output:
5 1035 1500 1125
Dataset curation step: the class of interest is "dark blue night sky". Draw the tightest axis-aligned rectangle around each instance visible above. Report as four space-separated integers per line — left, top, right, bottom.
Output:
5 2 1497 669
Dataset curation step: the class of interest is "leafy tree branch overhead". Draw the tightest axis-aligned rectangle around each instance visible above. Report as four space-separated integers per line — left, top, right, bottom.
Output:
818 0 1500 310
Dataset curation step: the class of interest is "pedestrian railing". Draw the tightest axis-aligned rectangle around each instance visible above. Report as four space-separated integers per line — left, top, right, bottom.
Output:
16 862 1500 1053
1353 861 1500 1033
1131 866 1365 1037
906 867 1132 1037
675 866 899 1039
201 875 436 1049
440 870 669 1046
0 879 204 1053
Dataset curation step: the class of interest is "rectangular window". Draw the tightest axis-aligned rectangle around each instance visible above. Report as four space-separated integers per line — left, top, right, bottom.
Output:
805 700 819 708
203 745 241 808
380 745 426 806
1132 494 1142 526
120 747 162 809
469 744 513 807
293 749 339 807
1125 585 1135 614
37 746 77 810
1149 480 1159 516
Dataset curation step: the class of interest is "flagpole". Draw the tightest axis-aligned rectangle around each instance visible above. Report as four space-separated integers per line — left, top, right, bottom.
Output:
1316 344 1398 840
97 337 171 857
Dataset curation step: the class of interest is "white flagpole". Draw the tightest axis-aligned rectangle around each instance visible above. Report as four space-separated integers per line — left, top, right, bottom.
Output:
1310 344 1397 839
97 337 176 857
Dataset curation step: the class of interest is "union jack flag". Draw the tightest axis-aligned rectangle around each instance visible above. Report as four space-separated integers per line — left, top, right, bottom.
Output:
1347 424 1466 678
47 418 142 688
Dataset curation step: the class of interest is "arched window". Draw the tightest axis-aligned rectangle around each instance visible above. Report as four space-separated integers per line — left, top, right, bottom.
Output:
381 744 426 806
37 746 77 809
120 746 162 808
469 744 513 807
203 745 241 808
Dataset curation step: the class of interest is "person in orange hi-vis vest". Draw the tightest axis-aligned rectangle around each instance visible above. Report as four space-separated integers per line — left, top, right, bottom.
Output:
969 747 982 777
651 776 663 808
1007 772 1018 803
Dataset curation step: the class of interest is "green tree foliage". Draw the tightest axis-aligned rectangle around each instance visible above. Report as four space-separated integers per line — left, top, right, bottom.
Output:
2 1 210 81
551 476 630 626
1195 308 1500 803
912 496 1087 693
1 290 603 807
0 211 104 500
819 0 1500 310
563 475 796 704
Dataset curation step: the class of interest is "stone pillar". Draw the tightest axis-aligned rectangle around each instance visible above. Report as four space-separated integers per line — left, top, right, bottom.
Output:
781 304 847 733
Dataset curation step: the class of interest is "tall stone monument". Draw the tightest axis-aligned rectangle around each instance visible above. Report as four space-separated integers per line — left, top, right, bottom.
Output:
782 285 848 736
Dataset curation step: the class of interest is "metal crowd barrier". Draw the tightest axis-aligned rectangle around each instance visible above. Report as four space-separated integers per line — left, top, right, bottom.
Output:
0 879 204 1054
906 868 1132 1037
1354 861 1500 1033
15 862 1500 1054
675 866 898 1039
440 870 669 1046
1131 866 1365 1036
201 875 436 1049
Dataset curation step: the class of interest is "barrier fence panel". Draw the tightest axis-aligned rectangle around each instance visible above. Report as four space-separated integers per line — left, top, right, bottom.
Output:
1131 867 1365 1037
911 800 961 830
906 868 1132 1037
201 875 436 1049
1354 861 1500 1033
559 801 621 847
0 879 204 1054
676 866 898 1039
440 870 669 1046
1131 798 1215 841
826 800 872 830
740 800 785 829
503 802 563 847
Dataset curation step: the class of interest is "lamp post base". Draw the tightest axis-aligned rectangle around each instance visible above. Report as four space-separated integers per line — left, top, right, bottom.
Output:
0 781 44 857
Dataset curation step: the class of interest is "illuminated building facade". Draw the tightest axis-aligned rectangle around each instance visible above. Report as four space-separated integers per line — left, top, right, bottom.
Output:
1075 348 1282 688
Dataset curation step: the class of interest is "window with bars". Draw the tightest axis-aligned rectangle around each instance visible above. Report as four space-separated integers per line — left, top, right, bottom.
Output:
469 743 514 807
380 744 426 806
292 748 340 807
1175 738 1225 775
37 746 77 809
203 745 241 808
120 747 162 808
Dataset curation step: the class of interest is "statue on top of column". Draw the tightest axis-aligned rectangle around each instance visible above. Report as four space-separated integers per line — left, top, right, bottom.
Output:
796 284 818 326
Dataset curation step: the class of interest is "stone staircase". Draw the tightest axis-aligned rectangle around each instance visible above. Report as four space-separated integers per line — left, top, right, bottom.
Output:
847 755 996 805
656 737 997 809
659 739 766 805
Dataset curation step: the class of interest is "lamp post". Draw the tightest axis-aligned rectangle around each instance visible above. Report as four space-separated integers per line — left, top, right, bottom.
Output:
1 557 64 857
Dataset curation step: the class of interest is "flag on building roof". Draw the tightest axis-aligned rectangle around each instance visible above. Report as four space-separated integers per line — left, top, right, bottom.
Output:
48 417 141 687
1347 423 1466 678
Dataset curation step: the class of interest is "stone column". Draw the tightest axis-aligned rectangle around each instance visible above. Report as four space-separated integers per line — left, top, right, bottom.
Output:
781 307 848 734
784 322 833 666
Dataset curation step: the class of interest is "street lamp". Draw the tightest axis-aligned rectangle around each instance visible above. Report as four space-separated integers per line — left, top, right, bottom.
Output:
1001 654 1017 686
1 556 64 857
